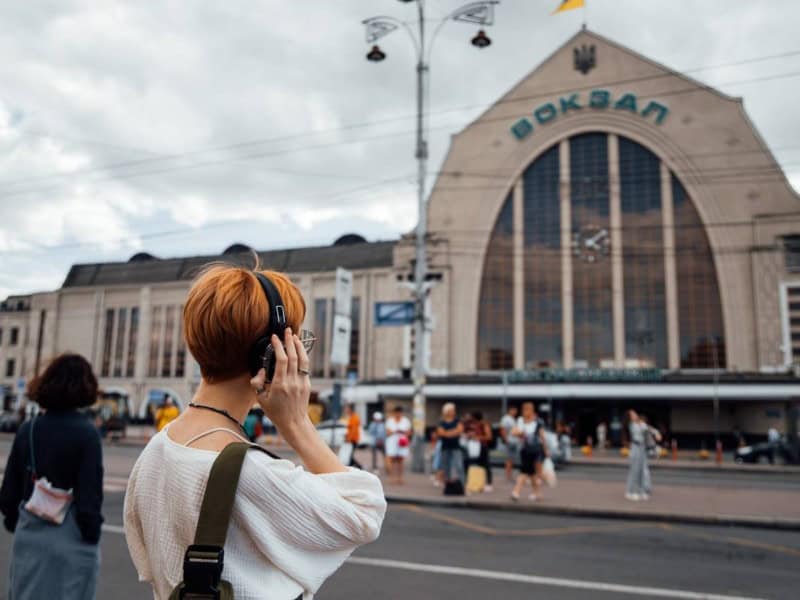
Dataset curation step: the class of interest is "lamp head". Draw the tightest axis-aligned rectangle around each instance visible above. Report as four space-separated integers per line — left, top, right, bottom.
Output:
471 30 492 48
367 45 386 62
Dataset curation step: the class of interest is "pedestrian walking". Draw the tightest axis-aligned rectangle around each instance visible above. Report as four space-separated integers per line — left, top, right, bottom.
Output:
430 431 442 486
243 408 261 442
367 411 386 474
511 402 548 502
596 421 607 449
124 265 385 599
341 403 363 469
0 354 104 600
625 409 660 501
154 395 179 432
500 405 520 482
385 406 412 484
609 415 623 447
767 426 781 464
436 403 464 492
464 411 494 492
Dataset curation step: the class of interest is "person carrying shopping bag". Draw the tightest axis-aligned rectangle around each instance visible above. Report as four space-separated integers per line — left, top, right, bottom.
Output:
0 354 104 600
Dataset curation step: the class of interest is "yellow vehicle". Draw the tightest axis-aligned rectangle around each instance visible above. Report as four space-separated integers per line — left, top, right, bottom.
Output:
91 390 130 440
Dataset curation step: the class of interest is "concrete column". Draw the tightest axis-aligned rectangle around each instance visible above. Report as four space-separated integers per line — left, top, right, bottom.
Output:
135 287 151 382
513 178 525 370
170 306 180 377
661 162 681 369
560 139 574 368
608 134 626 367
91 290 105 368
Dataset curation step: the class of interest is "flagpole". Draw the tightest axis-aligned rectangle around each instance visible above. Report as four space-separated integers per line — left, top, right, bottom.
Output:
583 0 587 27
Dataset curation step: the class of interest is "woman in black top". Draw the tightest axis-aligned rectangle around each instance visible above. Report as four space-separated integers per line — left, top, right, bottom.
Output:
0 354 104 600
436 402 464 485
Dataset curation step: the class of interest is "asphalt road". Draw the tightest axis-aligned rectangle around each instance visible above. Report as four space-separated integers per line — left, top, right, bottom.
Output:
1 436 800 599
2 435 799 490
1 493 798 600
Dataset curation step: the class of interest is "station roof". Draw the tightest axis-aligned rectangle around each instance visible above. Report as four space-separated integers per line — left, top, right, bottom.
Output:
62 239 396 288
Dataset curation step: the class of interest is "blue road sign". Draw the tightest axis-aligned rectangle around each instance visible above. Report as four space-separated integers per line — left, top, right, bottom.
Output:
374 301 415 326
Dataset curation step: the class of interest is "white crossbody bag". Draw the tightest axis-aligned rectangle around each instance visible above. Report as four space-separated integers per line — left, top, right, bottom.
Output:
24 416 74 525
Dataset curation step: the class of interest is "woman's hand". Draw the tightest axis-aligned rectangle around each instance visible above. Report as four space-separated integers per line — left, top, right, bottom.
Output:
251 327 311 431
251 328 346 474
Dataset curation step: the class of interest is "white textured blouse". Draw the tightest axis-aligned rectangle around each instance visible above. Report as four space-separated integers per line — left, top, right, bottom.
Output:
123 430 386 600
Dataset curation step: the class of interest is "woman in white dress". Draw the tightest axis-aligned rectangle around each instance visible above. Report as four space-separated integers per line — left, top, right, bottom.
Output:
384 406 411 484
124 265 386 599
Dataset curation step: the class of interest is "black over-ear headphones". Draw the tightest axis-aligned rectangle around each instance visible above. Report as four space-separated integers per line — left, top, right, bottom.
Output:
247 272 288 379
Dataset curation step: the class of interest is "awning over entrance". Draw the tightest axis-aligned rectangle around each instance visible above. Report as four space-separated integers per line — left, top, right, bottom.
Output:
343 382 800 404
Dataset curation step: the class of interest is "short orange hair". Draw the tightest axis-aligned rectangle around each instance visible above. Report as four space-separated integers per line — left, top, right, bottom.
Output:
183 264 306 382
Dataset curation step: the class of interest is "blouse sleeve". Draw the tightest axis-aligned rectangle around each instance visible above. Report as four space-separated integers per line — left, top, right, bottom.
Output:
123 457 153 582
235 452 386 594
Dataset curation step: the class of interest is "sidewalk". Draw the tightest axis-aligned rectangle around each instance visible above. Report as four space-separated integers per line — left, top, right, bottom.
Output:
568 452 800 475
357 450 800 530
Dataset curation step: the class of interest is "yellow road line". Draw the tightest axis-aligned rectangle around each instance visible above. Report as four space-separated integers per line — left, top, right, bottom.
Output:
397 504 499 535
396 504 657 538
663 524 800 558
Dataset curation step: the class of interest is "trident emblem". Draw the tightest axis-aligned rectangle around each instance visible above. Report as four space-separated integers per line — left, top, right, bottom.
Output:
574 44 596 75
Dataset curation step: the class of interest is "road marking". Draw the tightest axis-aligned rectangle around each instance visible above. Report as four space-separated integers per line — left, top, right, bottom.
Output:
100 525 766 599
397 503 655 538
663 524 800 558
397 504 498 534
346 556 766 600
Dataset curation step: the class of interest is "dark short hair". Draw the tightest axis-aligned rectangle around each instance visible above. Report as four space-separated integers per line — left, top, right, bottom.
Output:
28 354 98 410
393 406 403 413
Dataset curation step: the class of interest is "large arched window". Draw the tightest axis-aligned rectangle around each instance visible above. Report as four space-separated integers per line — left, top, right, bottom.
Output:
476 133 726 370
476 193 514 370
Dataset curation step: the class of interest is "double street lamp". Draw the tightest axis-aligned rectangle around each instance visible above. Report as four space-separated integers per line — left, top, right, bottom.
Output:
362 1 500 472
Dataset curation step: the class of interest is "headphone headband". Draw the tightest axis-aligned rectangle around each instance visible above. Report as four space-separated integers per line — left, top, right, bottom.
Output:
254 272 287 339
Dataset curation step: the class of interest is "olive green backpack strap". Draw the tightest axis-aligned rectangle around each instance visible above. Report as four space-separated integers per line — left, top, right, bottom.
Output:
170 442 280 600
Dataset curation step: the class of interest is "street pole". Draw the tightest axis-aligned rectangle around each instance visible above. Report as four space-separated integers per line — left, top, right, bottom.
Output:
362 0 500 473
411 0 429 474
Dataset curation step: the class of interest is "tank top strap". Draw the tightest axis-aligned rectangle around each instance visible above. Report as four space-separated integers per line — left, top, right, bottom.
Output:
183 427 251 447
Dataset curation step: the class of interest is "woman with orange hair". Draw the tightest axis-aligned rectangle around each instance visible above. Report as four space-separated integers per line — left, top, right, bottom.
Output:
124 264 386 599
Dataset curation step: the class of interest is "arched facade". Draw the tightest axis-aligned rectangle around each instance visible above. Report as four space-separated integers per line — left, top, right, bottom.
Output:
477 132 726 370
419 28 800 376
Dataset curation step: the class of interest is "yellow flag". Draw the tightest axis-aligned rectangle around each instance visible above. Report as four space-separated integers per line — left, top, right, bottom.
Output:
553 0 585 14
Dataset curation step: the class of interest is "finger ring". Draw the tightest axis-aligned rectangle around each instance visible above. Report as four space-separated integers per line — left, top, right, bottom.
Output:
298 368 310 376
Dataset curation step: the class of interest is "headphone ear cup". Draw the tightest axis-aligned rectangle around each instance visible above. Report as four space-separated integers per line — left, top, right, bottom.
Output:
248 337 270 377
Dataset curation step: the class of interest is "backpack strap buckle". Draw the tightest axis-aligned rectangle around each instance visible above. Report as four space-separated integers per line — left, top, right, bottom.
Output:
180 545 225 599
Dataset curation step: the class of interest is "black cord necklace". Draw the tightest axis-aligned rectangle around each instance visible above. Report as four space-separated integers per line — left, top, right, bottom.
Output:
188 402 249 437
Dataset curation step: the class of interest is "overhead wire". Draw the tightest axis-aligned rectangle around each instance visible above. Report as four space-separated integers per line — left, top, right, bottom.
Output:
1 48 799 192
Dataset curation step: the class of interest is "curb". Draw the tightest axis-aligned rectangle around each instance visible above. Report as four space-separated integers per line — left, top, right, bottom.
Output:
567 458 800 475
384 494 800 531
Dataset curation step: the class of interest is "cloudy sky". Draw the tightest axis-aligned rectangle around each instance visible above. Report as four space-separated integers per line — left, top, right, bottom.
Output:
1 0 798 298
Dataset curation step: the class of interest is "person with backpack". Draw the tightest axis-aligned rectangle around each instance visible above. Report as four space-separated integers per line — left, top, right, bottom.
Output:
510 402 548 502
124 265 386 600
0 354 104 600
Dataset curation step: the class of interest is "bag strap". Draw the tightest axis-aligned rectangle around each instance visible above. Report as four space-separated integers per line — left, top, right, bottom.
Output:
179 442 279 599
28 415 37 480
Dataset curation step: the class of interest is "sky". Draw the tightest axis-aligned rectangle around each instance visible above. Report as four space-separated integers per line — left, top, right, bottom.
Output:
1 0 799 298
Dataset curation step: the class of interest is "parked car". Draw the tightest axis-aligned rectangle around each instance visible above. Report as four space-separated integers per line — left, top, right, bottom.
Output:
735 437 797 465
90 391 130 440
0 411 23 433
316 420 373 449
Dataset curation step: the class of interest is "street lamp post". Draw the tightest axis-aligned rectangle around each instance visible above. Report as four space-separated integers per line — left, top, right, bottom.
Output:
363 1 500 472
